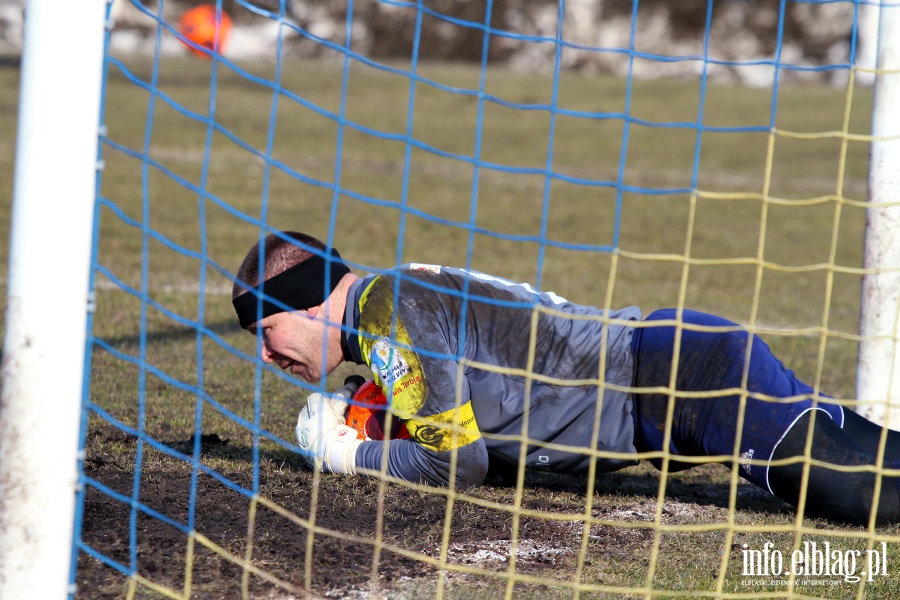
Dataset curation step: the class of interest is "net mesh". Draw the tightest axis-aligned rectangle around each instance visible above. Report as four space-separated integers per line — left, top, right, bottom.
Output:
73 1 899 598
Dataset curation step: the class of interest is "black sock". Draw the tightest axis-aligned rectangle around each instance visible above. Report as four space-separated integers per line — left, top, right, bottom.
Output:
768 412 900 526
839 408 900 461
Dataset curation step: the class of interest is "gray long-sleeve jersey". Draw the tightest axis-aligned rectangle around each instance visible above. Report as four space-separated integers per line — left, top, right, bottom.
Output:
342 264 642 486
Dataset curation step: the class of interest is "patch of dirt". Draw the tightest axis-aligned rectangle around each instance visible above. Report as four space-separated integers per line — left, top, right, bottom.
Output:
74 431 799 599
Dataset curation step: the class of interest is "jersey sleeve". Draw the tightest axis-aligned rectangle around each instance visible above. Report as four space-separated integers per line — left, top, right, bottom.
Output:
353 274 489 486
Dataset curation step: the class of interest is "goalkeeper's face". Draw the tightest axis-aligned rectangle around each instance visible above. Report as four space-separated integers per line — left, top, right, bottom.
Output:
250 308 342 382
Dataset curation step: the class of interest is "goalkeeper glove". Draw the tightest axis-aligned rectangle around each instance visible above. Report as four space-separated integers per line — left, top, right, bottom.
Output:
295 381 363 474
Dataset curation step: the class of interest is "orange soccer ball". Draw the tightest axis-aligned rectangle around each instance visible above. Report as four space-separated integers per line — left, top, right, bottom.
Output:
345 380 411 441
178 4 233 57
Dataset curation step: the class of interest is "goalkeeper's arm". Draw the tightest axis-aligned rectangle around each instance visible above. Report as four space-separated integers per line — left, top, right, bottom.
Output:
356 434 489 486
296 392 489 484
295 380 489 485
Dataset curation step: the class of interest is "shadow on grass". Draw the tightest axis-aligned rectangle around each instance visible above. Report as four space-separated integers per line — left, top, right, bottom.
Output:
483 460 793 519
91 318 244 348
150 431 793 520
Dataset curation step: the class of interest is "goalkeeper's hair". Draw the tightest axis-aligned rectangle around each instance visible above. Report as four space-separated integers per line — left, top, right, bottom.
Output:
232 231 328 299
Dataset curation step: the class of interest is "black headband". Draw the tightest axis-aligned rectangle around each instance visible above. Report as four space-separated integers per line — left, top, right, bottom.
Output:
232 248 351 329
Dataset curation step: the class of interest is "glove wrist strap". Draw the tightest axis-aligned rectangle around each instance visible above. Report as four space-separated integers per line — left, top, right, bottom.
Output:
322 426 362 474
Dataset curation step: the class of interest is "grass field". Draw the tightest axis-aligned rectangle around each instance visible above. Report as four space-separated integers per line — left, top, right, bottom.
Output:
3 54 900 599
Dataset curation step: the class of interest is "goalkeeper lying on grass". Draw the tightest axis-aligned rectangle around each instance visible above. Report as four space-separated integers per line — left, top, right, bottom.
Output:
232 230 900 526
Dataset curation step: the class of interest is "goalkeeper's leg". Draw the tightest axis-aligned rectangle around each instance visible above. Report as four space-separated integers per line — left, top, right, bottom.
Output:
837 408 900 461
632 308 842 486
769 411 900 526
630 308 900 525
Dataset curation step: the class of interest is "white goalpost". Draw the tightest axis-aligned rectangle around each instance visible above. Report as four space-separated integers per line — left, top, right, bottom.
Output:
0 0 107 598
857 3 900 428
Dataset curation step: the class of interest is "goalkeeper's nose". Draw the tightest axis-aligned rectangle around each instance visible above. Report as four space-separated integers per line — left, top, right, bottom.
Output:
259 341 276 363
259 342 288 368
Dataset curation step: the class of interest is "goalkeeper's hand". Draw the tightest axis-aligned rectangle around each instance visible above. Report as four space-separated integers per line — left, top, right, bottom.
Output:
295 391 362 474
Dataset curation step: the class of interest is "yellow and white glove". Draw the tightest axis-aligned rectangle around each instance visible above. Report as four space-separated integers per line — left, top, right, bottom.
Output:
295 387 362 474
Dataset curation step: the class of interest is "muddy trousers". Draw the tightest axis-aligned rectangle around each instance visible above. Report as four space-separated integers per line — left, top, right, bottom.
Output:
631 308 900 526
